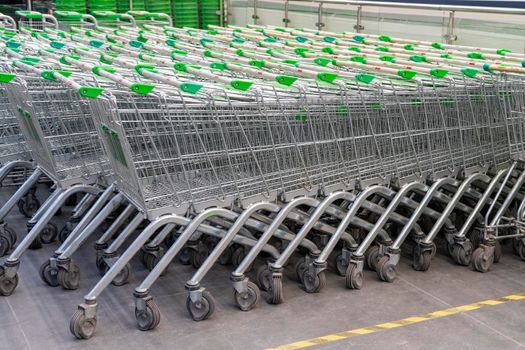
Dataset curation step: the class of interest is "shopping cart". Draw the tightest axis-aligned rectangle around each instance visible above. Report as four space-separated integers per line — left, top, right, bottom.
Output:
0 53 114 296
15 10 58 31
126 10 173 27
54 11 98 31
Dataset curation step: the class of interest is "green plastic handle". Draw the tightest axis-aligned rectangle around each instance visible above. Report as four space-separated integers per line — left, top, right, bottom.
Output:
16 10 43 19
314 57 331 66
322 47 334 54
378 35 392 42
134 64 157 75
397 70 417 80
249 60 265 68
230 80 253 91
379 55 396 63
92 11 122 19
54 11 83 20
92 66 117 76
460 68 479 78
355 73 375 84
130 83 156 95
41 70 72 81
180 83 203 94
467 52 484 60
317 72 338 83
275 75 297 86
79 86 104 99
0 73 15 83
429 68 448 78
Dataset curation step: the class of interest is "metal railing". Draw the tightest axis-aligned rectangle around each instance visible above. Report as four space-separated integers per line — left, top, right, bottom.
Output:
239 0 525 44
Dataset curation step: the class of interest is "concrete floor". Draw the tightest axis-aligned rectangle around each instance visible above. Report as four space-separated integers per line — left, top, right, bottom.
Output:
1 185 525 350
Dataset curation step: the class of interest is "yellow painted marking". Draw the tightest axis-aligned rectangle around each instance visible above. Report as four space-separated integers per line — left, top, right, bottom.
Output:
478 299 504 306
375 322 403 329
504 294 525 300
265 291 525 350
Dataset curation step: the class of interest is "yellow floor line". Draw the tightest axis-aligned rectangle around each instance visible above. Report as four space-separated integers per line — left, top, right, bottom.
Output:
265 292 525 350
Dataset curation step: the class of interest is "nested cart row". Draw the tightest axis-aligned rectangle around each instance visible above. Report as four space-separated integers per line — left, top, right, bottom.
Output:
0 12 524 341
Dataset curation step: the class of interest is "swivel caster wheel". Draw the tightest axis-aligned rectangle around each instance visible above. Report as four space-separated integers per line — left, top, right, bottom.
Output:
471 247 493 273
58 224 72 244
517 240 525 261
234 281 260 311
187 291 216 321
266 273 283 305
365 245 381 271
39 222 58 244
333 252 349 276
231 247 254 272
412 248 432 271
493 240 502 263
218 245 234 265
302 269 326 293
136 297 161 331
190 245 210 269
28 235 43 250
143 251 162 271
58 262 80 290
0 235 10 257
0 267 18 296
377 256 396 283
39 260 59 287
452 241 472 266
96 259 131 286
18 193 40 218
294 258 307 283
255 265 271 292
70 309 97 340
1 225 17 247
177 246 192 265
345 263 363 289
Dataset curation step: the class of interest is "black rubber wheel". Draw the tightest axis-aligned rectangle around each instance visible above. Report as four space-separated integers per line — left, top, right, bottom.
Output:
2 225 16 247
293 258 306 283
58 263 81 290
28 234 43 250
39 222 58 244
136 298 161 331
518 240 525 261
469 227 483 249
345 263 363 289
333 252 348 277
218 245 234 265
452 242 472 266
234 281 260 311
190 245 209 269
186 290 216 321
255 265 271 292
96 258 131 286
493 240 502 263
412 247 432 271
18 193 40 218
302 269 326 293
70 309 97 340
0 235 10 257
471 247 493 273
39 260 59 287
231 246 245 268
58 225 71 244
143 252 160 271
267 273 283 304
0 267 18 296
377 255 396 283
512 238 520 256
178 246 192 265
365 245 380 271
